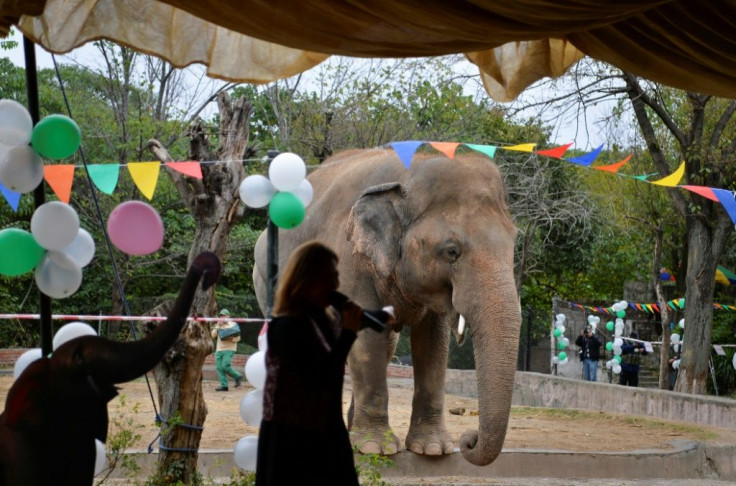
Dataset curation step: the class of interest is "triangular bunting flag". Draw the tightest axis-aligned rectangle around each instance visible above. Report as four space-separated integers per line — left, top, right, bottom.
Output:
651 161 685 187
627 173 656 181
465 144 497 159
87 164 120 195
166 161 203 179
680 185 718 202
428 142 460 159
652 304 660 313
390 141 423 169
594 154 631 173
535 143 572 159
128 161 161 200
566 144 604 166
712 188 736 225
645 304 653 313
502 143 536 153
43 165 75 203
0 181 20 211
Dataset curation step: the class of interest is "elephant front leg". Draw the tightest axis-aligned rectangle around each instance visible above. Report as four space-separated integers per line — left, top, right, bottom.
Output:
347 328 400 455
406 317 453 455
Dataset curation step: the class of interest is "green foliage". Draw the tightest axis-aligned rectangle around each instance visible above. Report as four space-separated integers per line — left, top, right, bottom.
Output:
354 431 396 486
95 394 143 484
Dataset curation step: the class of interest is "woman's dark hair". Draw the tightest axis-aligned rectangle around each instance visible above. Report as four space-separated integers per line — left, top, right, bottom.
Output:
273 240 338 316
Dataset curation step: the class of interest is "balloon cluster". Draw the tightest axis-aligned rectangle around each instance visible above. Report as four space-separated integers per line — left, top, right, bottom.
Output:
13 322 108 476
239 153 313 229
671 318 685 370
233 325 268 471
603 300 628 374
0 100 81 193
551 313 570 364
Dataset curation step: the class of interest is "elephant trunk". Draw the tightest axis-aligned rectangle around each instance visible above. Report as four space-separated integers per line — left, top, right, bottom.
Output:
458 273 521 466
85 252 221 383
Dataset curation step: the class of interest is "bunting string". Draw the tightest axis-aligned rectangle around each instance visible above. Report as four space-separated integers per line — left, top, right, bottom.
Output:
559 297 736 314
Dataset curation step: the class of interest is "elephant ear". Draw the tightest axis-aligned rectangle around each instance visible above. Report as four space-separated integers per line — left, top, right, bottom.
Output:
347 182 405 279
4 359 49 429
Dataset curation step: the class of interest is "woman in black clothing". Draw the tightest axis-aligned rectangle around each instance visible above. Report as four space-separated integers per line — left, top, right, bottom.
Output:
256 241 364 486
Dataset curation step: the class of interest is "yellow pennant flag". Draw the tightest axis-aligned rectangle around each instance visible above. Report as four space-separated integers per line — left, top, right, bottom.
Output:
501 143 536 153
650 161 686 187
128 162 161 200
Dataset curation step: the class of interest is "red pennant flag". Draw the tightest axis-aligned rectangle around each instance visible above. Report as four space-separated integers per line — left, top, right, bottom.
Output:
166 161 203 179
652 304 660 313
429 142 460 159
680 185 718 202
594 154 632 173
43 165 75 203
535 143 572 159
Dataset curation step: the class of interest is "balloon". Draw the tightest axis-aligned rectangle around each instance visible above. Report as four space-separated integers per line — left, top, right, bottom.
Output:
614 337 623 347
593 316 600 324
59 228 95 267
616 310 626 318
244 351 267 389
31 201 80 251
587 315 595 324
557 325 566 334
94 439 106 476
553 328 562 337
292 179 314 207
268 152 306 191
559 358 569 365
0 228 45 276
606 321 614 331
678 319 685 329
619 300 628 309
563 337 569 346
671 333 681 344
0 99 33 146
233 435 259 471
732 353 736 370
605 360 613 369
258 322 268 352
31 114 81 159
673 359 680 370
239 174 276 208
557 340 566 350
613 355 622 364
53 321 97 350
0 145 44 193
557 351 567 361
13 348 43 379
554 320 563 328
35 252 83 299
107 201 164 255
551 356 559 364
555 314 566 323
612 364 622 374
239 389 264 426
613 345 622 356
605 342 613 351
268 192 305 229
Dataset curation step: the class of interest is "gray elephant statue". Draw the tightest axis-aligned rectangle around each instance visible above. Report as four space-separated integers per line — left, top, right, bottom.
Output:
254 149 520 466
0 252 221 485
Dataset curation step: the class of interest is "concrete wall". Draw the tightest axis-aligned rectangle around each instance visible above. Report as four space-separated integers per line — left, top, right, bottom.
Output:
446 369 736 431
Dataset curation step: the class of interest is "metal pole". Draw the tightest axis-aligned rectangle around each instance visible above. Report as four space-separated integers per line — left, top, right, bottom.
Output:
23 36 53 356
264 150 280 319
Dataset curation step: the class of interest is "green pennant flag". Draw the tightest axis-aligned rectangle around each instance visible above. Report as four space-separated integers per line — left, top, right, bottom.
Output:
465 144 497 159
87 164 120 195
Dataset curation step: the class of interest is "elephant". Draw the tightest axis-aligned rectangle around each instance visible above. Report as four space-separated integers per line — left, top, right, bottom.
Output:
254 148 520 466
0 252 221 486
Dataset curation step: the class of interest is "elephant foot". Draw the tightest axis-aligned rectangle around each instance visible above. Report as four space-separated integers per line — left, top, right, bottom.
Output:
350 427 400 455
405 426 454 456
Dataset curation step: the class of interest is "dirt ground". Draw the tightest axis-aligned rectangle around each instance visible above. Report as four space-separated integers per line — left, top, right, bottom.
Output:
1 374 731 453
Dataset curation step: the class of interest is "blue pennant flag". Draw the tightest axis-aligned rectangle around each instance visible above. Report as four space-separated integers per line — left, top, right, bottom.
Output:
0 181 20 211
713 189 736 225
566 144 604 167
390 141 424 169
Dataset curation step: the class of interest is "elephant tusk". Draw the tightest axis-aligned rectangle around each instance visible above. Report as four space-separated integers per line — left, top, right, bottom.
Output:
458 315 465 336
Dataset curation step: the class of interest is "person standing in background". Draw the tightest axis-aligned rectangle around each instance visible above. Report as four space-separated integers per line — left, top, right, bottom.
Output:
575 324 602 382
619 331 648 387
211 309 243 392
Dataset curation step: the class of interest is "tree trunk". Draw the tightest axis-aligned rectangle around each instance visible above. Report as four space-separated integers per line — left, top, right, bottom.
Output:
651 225 672 390
146 91 253 480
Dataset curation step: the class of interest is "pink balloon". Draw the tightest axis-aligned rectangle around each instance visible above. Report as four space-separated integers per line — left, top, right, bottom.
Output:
107 201 164 255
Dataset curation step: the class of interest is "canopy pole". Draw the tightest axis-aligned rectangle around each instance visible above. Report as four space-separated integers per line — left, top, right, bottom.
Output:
23 35 53 356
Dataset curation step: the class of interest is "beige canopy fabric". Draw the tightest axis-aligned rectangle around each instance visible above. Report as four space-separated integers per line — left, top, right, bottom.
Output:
2 0 736 101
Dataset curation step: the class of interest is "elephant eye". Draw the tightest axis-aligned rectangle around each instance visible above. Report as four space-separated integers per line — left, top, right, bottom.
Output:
442 244 461 262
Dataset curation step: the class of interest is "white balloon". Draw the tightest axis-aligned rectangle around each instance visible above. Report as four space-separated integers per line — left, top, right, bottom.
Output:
605 360 613 369
612 364 622 374
678 319 685 329
593 316 600 324
619 300 628 309
613 345 622 356
239 389 264 426
732 353 736 370
13 348 43 379
587 315 596 324
562 337 569 346
31 201 80 250
671 333 681 344
35 252 83 299
614 327 623 337
292 179 314 207
94 439 107 476
257 333 268 353
611 303 620 312
590 322 597 331
555 314 566 323
673 359 681 370
674 344 680 353
554 320 563 328
59 228 96 267
557 325 566 334
0 145 44 193
559 357 569 365
268 152 306 191
233 435 259 471
614 337 623 347
53 321 97 350
244 351 267 390
551 356 559 364
0 99 33 146
615 318 624 327
239 174 276 208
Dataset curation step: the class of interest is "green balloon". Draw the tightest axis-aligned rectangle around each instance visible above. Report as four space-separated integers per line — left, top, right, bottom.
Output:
269 192 305 229
553 328 562 337
613 355 622 364
606 342 613 351
678 298 685 309
0 228 45 276
31 114 81 159
606 321 614 331
557 340 566 350
558 352 567 361
616 309 626 318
